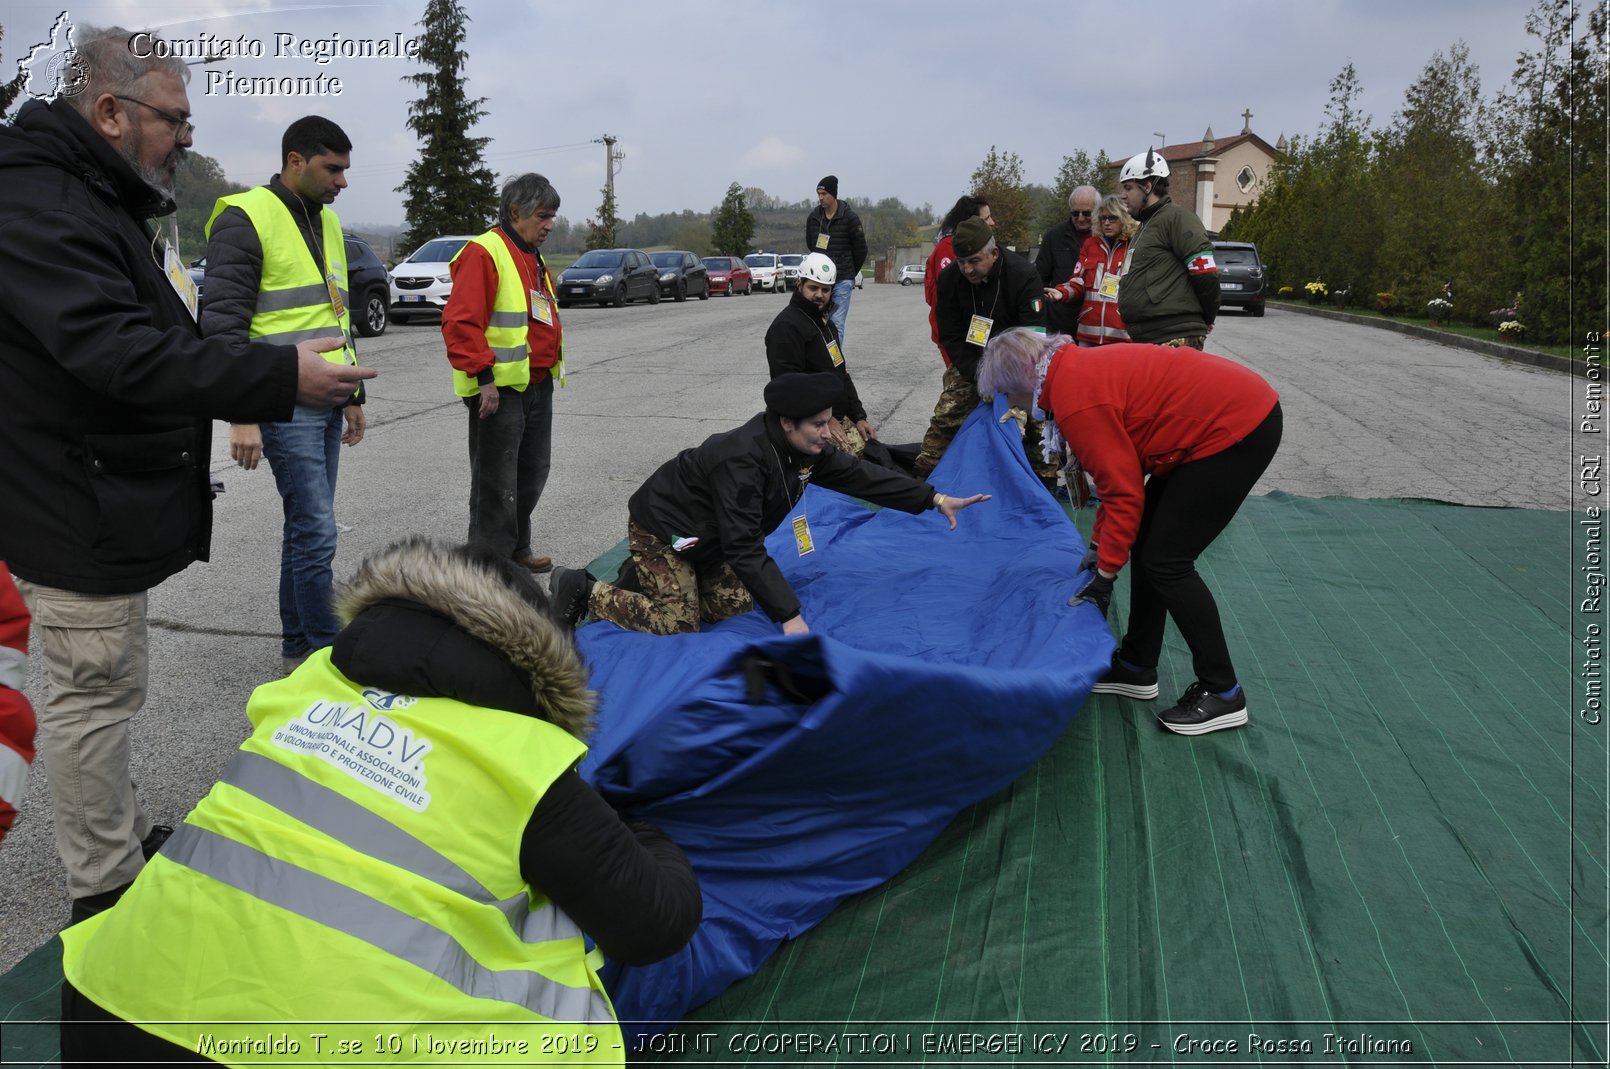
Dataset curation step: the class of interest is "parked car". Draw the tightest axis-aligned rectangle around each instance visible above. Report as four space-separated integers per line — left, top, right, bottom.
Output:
779 253 803 289
898 263 925 286
650 250 710 302
187 256 206 302
345 235 390 337
389 234 473 323
1211 240 1266 317
702 256 752 296
558 248 660 308
744 252 783 293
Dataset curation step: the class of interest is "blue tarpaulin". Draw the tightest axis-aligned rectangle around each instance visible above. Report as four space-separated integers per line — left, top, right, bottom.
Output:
576 397 1115 1028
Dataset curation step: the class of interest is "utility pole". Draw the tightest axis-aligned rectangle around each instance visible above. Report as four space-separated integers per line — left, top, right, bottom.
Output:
595 134 624 204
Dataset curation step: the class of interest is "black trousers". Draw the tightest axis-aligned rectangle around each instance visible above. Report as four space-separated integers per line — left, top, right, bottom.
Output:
1118 402 1283 692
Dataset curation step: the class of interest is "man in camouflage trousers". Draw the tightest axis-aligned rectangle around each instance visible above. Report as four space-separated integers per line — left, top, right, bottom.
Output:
917 217 1060 489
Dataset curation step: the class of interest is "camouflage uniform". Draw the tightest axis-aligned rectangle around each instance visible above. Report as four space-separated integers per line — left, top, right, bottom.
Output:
1163 336 1208 350
837 417 869 459
588 521 752 635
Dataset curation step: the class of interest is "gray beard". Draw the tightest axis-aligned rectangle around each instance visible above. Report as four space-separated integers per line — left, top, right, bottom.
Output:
118 131 179 200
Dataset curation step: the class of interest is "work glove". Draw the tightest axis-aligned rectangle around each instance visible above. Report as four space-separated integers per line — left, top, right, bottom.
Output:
1078 542 1099 573
1068 571 1113 617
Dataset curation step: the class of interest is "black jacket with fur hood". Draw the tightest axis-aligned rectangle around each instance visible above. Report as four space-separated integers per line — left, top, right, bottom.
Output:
330 539 702 966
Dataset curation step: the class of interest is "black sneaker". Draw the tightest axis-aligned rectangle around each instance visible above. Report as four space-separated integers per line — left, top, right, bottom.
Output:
548 566 595 631
141 824 174 860
1090 654 1159 699
1158 682 1248 735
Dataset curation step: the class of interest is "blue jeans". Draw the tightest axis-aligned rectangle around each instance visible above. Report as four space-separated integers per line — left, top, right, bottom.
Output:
260 405 344 657
465 376 554 560
829 278 855 346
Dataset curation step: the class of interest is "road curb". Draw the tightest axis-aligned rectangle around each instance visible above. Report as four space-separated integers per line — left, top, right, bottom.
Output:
1269 301 1582 376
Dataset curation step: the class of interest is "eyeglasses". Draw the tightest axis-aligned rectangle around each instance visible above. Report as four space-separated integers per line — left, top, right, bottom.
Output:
1070 209 1093 217
1098 215 1120 222
114 95 194 139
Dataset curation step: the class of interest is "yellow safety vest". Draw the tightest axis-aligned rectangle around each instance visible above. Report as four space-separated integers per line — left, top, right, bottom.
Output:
205 186 356 366
449 230 556 398
62 651 623 1067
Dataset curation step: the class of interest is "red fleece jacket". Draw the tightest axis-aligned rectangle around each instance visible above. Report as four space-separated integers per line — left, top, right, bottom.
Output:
1040 343 1278 574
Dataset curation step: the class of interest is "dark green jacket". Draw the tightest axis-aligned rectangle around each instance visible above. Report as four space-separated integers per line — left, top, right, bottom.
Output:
1117 196 1219 342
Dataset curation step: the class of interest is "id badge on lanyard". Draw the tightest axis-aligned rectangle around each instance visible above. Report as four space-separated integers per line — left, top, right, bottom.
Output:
163 242 199 321
792 515 815 556
531 288 554 326
324 272 346 319
966 314 993 347
826 338 844 367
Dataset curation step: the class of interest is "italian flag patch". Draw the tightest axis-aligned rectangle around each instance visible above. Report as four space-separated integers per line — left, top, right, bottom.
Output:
1185 250 1218 275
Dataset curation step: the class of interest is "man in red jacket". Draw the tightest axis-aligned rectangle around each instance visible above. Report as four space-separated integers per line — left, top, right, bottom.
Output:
443 173 564 574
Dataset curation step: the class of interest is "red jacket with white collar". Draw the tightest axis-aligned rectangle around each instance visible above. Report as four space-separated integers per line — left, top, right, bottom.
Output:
1049 233 1131 346
1039 343 1278 575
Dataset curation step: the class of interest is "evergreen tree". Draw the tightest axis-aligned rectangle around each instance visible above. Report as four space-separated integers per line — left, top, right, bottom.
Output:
0 25 27 116
710 182 754 255
1373 43 1494 316
584 184 621 250
969 145 1030 251
395 0 498 253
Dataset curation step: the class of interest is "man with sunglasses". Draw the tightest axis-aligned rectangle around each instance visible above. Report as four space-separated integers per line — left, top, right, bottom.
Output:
0 27 374 921
1035 185 1099 338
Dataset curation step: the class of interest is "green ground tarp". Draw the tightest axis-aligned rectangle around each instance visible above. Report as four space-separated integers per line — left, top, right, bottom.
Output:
3 493 1604 1067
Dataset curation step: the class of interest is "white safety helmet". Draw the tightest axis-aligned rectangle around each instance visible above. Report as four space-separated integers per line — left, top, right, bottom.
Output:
798 252 837 286
1119 147 1169 184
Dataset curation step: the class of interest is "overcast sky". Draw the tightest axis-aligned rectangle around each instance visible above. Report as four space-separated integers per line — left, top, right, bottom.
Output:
8 0 1541 231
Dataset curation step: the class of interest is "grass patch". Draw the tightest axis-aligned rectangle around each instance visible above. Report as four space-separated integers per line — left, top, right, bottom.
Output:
1272 298 1577 359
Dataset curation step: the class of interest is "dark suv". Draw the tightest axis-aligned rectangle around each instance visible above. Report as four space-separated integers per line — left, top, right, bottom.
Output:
1211 241 1266 317
344 236 391 337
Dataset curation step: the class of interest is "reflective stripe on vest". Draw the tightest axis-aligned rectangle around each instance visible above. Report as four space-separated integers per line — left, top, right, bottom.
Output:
450 230 535 397
220 749 560 938
206 186 354 364
163 822 612 1024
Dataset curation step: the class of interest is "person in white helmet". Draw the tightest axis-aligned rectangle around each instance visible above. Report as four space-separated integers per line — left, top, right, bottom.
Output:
1115 147 1220 348
764 252 880 459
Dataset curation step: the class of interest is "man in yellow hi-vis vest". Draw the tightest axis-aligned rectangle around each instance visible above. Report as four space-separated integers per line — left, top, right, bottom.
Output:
202 117 365 673
59 538 702 1067
443 173 564 574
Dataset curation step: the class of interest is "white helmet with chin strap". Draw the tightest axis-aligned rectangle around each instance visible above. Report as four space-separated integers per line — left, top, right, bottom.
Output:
798 252 837 286
1119 146 1169 183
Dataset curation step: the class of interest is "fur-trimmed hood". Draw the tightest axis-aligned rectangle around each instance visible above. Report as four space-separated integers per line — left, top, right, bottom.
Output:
333 538 597 741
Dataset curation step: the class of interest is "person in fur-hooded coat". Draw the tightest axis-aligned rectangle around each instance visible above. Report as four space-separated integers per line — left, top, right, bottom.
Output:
58 538 701 1065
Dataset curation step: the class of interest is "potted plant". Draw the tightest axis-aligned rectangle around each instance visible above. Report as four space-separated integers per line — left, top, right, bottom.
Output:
1426 297 1453 326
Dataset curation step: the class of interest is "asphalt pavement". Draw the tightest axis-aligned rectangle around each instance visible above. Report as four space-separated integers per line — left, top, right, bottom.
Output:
0 283 1573 971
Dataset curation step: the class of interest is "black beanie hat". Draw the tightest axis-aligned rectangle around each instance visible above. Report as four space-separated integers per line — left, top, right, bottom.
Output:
817 175 838 197
765 372 842 419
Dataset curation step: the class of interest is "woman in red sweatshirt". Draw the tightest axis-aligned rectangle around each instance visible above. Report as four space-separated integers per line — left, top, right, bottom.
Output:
978 329 1282 735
